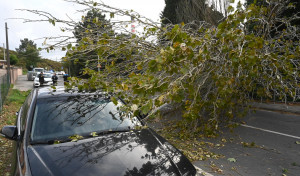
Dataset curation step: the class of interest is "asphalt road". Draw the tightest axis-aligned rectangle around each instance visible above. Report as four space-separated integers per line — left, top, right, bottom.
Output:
13 75 64 91
194 110 300 176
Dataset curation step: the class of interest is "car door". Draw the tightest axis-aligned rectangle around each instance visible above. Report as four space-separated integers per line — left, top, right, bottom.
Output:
10 105 22 176
12 91 34 176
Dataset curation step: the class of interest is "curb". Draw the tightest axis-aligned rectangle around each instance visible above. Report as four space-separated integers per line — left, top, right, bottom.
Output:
250 103 300 115
194 165 214 176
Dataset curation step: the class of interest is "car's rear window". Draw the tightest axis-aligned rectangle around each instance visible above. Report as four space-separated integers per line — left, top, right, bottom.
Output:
44 74 52 78
35 69 43 72
30 95 141 142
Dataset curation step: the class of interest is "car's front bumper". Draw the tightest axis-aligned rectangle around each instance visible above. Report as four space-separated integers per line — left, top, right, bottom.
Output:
33 81 53 87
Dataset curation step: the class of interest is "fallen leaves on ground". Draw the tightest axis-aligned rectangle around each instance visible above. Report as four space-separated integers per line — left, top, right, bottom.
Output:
227 157 237 162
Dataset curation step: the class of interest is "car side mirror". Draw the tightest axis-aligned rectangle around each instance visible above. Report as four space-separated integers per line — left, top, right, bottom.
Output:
16 111 19 116
0 126 18 140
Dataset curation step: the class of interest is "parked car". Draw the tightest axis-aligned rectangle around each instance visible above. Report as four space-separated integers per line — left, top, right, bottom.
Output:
0 87 197 176
57 71 65 75
33 73 53 88
45 71 54 76
27 68 44 81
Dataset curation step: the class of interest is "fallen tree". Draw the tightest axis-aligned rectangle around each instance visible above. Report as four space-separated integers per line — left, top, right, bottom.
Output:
20 0 300 134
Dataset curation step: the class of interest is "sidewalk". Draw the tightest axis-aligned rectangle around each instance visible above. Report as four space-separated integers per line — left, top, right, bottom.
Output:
0 69 7 77
250 102 300 115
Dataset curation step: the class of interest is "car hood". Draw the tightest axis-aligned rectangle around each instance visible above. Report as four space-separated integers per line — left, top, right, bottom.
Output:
27 129 196 176
34 77 52 82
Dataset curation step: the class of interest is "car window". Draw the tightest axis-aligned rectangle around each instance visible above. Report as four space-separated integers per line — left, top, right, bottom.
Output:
34 69 43 72
20 92 33 133
44 74 52 78
30 95 141 142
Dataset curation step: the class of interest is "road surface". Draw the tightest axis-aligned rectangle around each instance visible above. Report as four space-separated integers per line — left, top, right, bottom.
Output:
194 110 300 176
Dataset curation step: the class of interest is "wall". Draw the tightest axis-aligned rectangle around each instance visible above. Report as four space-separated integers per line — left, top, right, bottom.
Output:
10 67 23 84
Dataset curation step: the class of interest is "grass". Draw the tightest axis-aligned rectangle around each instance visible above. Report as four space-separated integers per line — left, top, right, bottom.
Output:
0 89 30 176
22 69 27 76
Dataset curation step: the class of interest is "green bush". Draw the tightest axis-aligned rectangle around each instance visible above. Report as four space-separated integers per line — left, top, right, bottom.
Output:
10 54 19 65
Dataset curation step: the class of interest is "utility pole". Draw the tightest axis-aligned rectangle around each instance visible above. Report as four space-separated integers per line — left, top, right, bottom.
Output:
5 22 11 84
3 43 5 60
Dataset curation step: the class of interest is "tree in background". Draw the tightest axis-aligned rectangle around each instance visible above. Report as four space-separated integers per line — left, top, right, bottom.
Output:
36 58 63 71
9 54 19 65
246 0 300 30
68 9 114 76
246 0 267 6
161 0 226 26
161 0 180 24
284 0 300 27
74 9 113 41
16 38 41 70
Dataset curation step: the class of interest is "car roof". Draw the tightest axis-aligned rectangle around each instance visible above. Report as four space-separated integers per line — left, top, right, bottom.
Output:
36 86 109 99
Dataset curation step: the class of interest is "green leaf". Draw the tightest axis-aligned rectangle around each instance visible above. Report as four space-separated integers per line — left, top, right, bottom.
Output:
227 6 234 13
71 139 78 142
296 141 300 144
67 44 72 49
110 12 115 18
180 67 188 74
141 101 152 115
54 140 60 144
111 97 118 105
49 19 55 26
68 134 83 142
227 158 236 162
90 132 98 137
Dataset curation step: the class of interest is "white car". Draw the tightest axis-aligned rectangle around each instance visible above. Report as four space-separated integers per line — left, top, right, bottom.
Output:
57 71 65 75
33 73 53 88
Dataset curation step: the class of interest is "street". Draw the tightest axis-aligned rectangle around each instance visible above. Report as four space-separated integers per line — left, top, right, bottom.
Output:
195 110 300 176
13 74 64 91
12 75 300 175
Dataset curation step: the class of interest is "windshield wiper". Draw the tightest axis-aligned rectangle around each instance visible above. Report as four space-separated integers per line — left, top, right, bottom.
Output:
30 139 70 145
96 128 131 136
30 128 133 145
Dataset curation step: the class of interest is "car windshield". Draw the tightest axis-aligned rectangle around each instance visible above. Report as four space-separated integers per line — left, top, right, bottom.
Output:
35 69 43 72
44 74 52 78
30 94 141 143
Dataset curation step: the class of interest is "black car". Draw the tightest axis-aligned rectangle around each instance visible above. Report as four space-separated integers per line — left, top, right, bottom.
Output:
1 87 197 176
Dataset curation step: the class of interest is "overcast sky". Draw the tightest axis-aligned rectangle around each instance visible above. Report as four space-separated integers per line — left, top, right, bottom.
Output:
0 0 165 61
0 0 244 61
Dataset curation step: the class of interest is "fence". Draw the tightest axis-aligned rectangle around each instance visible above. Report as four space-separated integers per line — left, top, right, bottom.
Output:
0 73 10 111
